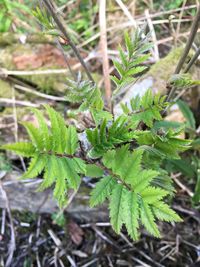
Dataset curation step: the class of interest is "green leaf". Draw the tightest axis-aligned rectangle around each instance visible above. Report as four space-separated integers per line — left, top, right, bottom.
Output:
166 159 195 179
134 170 159 193
1 142 35 157
193 170 200 204
90 176 116 207
65 126 78 155
22 155 46 179
109 184 125 233
177 100 196 129
123 191 140 240
152 202 182 222
86 164 104 178
169 73 200 88
21 122 43 150
141 186 169 204
140 201 161 238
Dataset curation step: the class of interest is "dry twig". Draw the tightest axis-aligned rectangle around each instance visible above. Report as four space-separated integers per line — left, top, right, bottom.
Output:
41 0 94 83
99 0 112 108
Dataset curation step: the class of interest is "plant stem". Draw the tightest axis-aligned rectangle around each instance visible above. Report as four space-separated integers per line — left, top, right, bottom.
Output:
99 0 112 109
174 5 200 74
46 151 132 191
41 0 95 83
184 47 200 73
166 5 200 102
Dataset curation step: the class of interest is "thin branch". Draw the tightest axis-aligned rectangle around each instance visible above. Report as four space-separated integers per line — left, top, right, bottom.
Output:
45 151 132 191
166 5 200 102
14 84 66 101
175 0 187 46
99 0 112 108
184 47 200 73
41 0 94 83
174 4 200 74
55 39 76 80
0 98 39 107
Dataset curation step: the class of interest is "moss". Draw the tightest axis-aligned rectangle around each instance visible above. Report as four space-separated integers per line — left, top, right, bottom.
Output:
0 79 12 97
0 43 68 94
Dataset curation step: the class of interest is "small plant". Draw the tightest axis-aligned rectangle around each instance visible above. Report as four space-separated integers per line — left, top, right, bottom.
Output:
2 27 194 241
0 0 32 33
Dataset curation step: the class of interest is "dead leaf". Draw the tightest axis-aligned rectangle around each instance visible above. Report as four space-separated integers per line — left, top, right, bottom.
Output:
68 220 84 246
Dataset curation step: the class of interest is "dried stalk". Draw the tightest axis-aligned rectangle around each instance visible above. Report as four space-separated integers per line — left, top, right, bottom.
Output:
174 4 200 75
167 5 200 102
99 0 112 108
184 47 200 73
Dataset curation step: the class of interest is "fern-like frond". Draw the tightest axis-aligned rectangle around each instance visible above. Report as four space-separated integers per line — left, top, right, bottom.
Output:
2 142 36 157
90 176 116 207
168 73 200 88
1 106 86 206
123 191 140 240
109 184 125 233
136 128 191 159
111 29 152 96
152 202 182 222
121 89 168 128
89 144 181 240
86 116 136 158
65 74 112 124
140 201 161 238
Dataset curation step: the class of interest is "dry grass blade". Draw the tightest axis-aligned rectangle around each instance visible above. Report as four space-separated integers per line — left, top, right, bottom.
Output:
115 0 137 28
145 9 160 61
14 84 66 102
0 98 39 107
0 182 16 267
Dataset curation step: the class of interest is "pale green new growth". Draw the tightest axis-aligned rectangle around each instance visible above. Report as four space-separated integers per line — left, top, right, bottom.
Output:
111 29 152 96
168 73 200 88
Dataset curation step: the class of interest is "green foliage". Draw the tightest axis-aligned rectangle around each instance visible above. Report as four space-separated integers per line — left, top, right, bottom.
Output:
86 115 136 158
67 0 98 40
121 89 168 128
0 0 32 32
135 128 191 159
177 100 196 130
2 106 86 207
65 74 112 124
51 211 66 227
90 145 181 240
111 29 152 97
154 0 184 11
32 6 55 31
2 29 192 241
168 74 200 89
